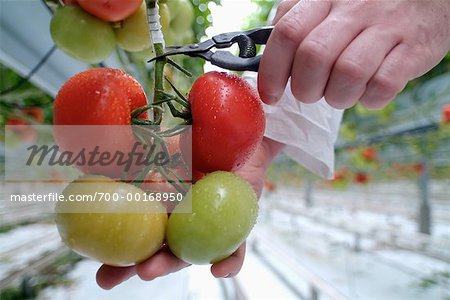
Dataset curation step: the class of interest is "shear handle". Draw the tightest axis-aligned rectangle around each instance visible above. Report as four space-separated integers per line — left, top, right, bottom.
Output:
210 51 261 72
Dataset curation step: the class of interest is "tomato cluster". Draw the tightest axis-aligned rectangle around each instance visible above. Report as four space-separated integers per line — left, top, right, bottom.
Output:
54 68 265 266
50 0 196 64
159 0 195 47
51 0 151 63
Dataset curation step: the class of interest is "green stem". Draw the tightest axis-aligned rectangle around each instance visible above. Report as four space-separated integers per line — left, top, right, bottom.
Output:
147 0 165 124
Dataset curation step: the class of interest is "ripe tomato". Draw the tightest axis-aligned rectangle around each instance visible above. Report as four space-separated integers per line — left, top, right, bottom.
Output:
77 0 143 22
182 72 265 173
55 175 167 266
354 172 369 184
413 163 425 175
54 68 147 125
63 0 78 5
54 68 148 178
115 1 151 52
442 103 450 124
6 107 44 143
167 171 258 265
50 6 116 64
192 169 205 182
361 147 377 162
6 107 44 126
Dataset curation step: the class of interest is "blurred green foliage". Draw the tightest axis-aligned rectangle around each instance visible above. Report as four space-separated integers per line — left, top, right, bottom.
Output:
0 64 53 126
241 0 276 30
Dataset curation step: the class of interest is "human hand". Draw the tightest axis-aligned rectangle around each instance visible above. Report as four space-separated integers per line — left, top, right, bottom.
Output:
258 0 450 109
96 137 284 289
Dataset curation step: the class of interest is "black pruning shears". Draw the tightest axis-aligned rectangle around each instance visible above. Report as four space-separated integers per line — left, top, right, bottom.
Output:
148 26 273 72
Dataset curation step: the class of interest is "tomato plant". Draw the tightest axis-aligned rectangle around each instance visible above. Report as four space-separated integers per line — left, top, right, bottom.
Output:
115 1 151 52
55 175 167 266
181 71 265 173
6 107 44 143
140 166 189 212
6 107 44 125
77 0 143 22
50 6 116 64
167 171 258 265
53 68 148 178
50 0 265 272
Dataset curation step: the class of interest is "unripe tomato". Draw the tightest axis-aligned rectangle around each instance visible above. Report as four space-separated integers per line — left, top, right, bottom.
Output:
182 72 265 173
167 0 194 32
131 47 155 61
167 171 258 264
77 0 143 22
159 3 171 39
55 175 167 266
50 6 116 64
115 1 151 52
182 29 195 44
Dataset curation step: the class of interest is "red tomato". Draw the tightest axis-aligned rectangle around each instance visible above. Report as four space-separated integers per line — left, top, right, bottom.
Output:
6 107 44 126
192 169 205 182
54 68 148 178
442 103 450 124
63 0 78 5
182 72 265 173
361 147 377 162
354 172 369 184
77 0 143 22
412 163 425 175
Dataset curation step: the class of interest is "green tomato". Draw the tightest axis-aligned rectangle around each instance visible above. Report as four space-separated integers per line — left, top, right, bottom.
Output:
50 6 116 64
131 46 155 61
167 0 194 32
167 171 258 265
115 1 152 52
159 3 171 38
55 175 167 266
182 29 195 44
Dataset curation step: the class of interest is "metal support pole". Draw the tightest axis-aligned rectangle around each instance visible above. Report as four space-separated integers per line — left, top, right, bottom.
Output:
418 159 431 235
310 285 319 300
305 177 314 207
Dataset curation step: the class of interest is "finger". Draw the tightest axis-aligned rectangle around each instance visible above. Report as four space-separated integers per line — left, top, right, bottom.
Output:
96 265 136 290
210 243 246 278
324 25 400 109
290 15 365 104
272 0 300 25
258 1 331 104
359 43 422 109
136 248 191 281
